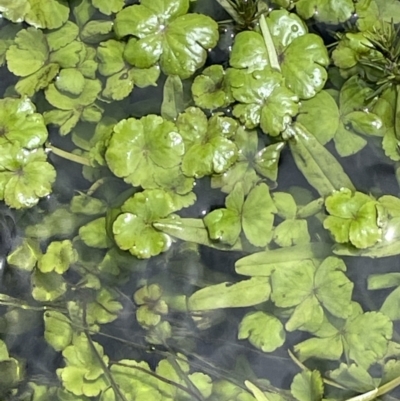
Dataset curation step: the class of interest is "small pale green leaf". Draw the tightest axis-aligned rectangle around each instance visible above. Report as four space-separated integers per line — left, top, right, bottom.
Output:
79 217 110 249
44 311 73 351
31 270 67 302
203 208 241 246
273 219 310 247
38 240 77 274
238 311 285 352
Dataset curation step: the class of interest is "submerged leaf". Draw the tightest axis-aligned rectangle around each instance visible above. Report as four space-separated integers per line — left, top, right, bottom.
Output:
188 277 271 311
238 311 285 352
291 371 323 401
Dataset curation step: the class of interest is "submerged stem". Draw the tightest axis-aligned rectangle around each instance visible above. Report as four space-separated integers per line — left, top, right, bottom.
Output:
46 143 91 166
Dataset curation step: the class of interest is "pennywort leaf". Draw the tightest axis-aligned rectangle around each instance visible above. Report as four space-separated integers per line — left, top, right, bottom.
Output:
114 0 219 79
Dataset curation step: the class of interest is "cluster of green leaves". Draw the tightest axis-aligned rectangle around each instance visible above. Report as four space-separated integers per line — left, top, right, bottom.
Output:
0 97 56 209
3 1 400 401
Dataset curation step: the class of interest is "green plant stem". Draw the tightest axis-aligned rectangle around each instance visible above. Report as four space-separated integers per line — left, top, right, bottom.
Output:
167 354 205 400
395 85 400 139
0 293 65 312
259 14 281 71
46 143 91 166
113 361 204 401
288 350 346 390
87 178 107 196
83 311 129 401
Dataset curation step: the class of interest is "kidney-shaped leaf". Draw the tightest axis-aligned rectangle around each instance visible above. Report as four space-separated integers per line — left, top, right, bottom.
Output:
105 115 184 188
114 0 219 79
238 311 285 352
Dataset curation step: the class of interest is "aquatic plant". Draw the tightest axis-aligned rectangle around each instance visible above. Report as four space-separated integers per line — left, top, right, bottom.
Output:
2 0 400 400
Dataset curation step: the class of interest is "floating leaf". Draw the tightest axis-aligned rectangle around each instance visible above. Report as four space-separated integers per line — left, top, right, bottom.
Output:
161 75 184 121
31 269 67 302
191 65 234 110
79 218 111 249
273 219 310 247
0 143 56 209
114 0 219 79
177 108 238 178
105 115 184 188
92 0 124 15
0 97 48 149
212 128 284 193
296 0 354 24
323 188 381 249
204 183 276 247
228 67 299 136
112 189 176 258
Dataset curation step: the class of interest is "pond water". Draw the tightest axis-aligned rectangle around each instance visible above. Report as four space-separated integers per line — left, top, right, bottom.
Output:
1 0 400 400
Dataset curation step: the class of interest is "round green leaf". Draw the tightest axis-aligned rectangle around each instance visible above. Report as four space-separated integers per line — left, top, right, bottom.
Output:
281 34 329 99
267 9 308 55
191 65 234 110
229 31 269 71
203 208 241 246
31 270 67 302
105 115 184 188
97 39 125 76
273 219 310 247
112 189 175 258
6 27 48 77
46 21 79 52
114 0 218 79
55 68 85 95
238 311 285 352
296 0 354 24
92 0 124 15
0 144 56 209
297 90 340 145
24 0 69 29
0 97 48 149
